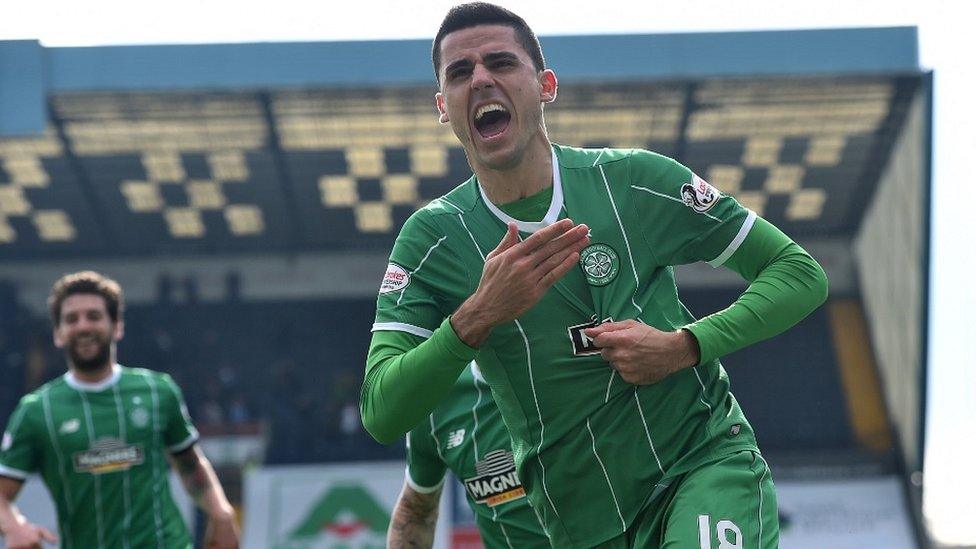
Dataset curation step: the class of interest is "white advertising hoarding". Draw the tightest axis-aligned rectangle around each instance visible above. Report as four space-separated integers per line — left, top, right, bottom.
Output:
243 461 450 549
778 476 916 548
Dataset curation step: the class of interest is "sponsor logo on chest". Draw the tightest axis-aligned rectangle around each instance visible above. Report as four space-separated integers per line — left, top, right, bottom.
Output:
463 449 526 507
568 316 613 356
72 437 144 474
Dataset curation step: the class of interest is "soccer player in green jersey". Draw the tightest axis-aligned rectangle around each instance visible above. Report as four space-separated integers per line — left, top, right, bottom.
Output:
389 363 548 548
362 3 829 547
0 271 239 549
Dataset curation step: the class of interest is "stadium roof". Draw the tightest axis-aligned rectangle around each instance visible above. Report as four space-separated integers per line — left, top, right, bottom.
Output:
0 28 923 260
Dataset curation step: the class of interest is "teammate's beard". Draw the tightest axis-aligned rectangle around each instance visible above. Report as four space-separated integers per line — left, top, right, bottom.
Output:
67 334 112 373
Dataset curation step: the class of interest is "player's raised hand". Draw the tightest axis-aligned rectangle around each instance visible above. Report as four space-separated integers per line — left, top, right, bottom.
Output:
452 219 589 347
2 520 58 549
584 320 701 385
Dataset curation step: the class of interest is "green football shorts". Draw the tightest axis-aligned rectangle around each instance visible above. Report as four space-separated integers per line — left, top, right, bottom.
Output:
595 450 778 548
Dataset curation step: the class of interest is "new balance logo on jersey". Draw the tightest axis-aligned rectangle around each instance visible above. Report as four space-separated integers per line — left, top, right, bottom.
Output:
73 437 144 474
568 316 612 356
59 418 80 435
464 450 526 507
446 429 465 449
680 174 720 213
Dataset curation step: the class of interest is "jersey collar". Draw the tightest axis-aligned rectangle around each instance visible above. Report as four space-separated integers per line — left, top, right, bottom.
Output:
64 363 122 392
478 146 564 234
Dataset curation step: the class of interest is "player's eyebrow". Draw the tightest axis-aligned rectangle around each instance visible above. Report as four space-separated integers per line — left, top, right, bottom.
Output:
444 51 522 76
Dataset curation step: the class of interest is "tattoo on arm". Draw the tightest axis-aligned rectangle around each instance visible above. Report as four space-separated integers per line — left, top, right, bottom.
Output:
171 446 214 504
388 484 440 549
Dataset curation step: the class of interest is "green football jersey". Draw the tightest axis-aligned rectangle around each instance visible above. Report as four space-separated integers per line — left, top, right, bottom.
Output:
0 364 197 549
407 363 549 548
374 145 762 547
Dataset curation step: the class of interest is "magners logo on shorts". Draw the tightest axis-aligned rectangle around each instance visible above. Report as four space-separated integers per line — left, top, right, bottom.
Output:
464 449 526 507
73 437 144 474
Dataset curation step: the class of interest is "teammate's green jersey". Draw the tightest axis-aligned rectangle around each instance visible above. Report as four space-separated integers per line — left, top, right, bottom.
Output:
0 364 197 549
374 145 765 547
407 364 549 548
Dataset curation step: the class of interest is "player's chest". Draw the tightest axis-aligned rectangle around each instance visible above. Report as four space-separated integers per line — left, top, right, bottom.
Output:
49 392 158 473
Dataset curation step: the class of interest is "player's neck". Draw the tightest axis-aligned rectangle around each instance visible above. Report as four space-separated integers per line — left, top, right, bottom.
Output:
475 137 553 205
68 357 117 384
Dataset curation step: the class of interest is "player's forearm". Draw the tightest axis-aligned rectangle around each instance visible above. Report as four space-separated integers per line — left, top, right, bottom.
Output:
685 219 829 364
0 497 24 535
361 320 476 444
388 486 440 548
172 447 235 519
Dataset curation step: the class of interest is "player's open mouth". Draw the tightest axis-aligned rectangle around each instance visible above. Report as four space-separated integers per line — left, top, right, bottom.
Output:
473 103 511 139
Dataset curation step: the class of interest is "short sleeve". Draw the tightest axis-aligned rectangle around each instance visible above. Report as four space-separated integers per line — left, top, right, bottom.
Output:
0 396 41 480
373 209 468 339
405 424 448 494
628 150 756 267
161 375 199 453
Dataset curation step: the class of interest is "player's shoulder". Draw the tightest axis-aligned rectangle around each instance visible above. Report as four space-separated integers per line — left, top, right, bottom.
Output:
394 176 478 242
421 176 479 217
120 365 178 389
553 143 634 169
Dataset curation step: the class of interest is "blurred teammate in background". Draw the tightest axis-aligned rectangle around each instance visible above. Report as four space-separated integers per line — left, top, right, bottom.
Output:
0 271 239 549
388 363 548 548
362 2 828 547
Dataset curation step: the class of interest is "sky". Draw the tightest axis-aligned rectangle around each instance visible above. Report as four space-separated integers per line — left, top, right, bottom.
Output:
2 0 974 545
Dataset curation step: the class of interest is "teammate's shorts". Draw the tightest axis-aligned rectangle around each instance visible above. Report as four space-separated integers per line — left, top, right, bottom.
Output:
594 450 778 548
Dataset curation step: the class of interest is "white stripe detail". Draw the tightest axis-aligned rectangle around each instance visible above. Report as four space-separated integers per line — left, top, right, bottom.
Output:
600 166 644 316
708 210 757 267
371 322 433 339
591 148 606 166
604 371 615 403
405 467 445 494
515 319 561 520
586 419 626 532
397 235 448 306
168 432 199 453
499 520 515 549
79 393 106 549
429 414 445 462
470 366 483 460
631 185 722 222
691 368 714 414
479 147 564 234
40 389 73 548
145 375 165 548
532 506 550 539
0 463 29 480
634 390 665 474
756 453 771 547
111 384 132 549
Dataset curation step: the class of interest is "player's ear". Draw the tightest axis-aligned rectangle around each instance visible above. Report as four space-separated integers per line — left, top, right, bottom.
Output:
540 69 558 103
435 92 450 124
53 327 65 349
113 318 125 342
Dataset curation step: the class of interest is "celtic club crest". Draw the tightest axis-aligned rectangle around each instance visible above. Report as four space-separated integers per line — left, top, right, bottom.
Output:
579 243 620 286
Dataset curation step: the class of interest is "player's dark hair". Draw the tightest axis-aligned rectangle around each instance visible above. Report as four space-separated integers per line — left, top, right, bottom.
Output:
48 271 124 327
432 2 546 83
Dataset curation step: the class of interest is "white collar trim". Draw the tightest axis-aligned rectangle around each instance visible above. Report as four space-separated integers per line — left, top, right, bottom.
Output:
478 147 564 234
65 364 122 392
